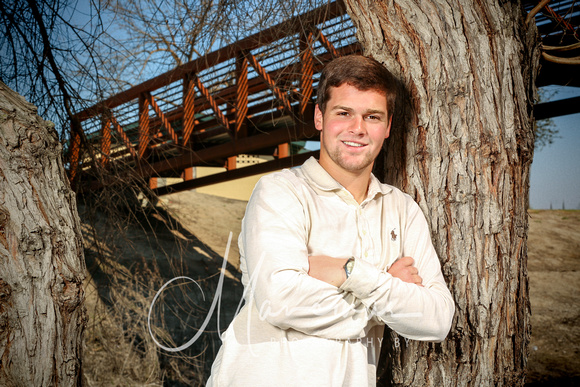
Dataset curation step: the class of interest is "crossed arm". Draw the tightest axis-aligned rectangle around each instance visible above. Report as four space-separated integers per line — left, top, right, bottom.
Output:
308 255 424 288
242 174 454 341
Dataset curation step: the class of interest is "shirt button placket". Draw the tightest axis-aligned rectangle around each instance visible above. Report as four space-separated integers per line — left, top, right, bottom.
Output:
358 207 370 261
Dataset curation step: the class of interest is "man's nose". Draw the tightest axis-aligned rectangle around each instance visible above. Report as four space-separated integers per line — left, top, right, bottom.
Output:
349 115 365 135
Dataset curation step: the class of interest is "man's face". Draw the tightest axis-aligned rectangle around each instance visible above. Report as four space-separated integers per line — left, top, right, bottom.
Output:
315 83 392 177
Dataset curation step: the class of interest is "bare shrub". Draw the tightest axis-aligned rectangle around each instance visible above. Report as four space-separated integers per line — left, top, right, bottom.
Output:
78 180 219 386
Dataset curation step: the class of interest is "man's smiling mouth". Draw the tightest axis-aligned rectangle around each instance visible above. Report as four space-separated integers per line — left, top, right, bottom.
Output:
342 141 366 147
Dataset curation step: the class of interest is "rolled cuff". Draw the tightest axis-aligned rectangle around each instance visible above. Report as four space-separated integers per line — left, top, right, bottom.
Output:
340 258 382 299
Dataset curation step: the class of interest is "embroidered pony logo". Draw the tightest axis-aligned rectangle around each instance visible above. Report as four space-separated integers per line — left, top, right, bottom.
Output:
391 229 397 241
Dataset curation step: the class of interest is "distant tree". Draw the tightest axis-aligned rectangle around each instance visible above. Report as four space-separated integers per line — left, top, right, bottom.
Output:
99 0 328 87
0 0 111 139
534 87 559 150
0 0 330 131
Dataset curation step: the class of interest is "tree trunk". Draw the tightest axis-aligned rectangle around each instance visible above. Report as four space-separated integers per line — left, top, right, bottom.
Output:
0 82 86 386
344 1 540 385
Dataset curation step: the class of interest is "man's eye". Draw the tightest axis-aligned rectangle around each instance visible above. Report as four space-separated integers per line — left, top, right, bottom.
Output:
367 115 379 120
337 111 349 116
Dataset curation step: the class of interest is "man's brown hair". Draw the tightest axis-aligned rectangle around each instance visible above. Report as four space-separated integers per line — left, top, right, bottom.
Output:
316 55 397 117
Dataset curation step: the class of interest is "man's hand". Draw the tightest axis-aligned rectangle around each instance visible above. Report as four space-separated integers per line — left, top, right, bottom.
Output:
308 255 349 287
388 257 423 286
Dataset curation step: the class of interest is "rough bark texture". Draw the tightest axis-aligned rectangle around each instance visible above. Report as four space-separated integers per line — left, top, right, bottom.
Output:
0 82 86 386
344 1 540 386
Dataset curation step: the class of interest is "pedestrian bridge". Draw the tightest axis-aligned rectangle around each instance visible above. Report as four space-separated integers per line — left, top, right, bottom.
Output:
66 0 579 196
67 1 360 196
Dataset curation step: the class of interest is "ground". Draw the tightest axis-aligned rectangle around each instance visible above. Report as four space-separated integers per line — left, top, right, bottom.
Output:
526 209 580 386
81 190 580 385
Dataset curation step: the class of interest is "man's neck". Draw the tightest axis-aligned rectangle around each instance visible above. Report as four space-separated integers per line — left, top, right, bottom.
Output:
319 160 373 204
341 173 371 204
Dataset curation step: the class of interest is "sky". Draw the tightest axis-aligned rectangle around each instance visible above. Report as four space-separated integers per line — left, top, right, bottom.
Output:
529 86 580 210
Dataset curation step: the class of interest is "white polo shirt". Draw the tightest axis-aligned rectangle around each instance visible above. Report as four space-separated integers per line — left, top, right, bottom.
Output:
207 157 454 386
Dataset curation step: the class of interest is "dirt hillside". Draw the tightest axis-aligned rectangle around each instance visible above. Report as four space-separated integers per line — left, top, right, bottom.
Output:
526 209 580 386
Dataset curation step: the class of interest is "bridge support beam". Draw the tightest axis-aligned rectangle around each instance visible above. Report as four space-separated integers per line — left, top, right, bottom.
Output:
226 156 237 170
153 151 319 196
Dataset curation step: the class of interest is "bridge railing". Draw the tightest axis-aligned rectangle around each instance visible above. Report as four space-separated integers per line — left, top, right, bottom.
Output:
68 1 360 192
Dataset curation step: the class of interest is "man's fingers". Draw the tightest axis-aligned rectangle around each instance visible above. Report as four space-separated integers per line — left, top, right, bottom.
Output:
414 274 423 285
388 256 423 286
390 256 414 271
398 256 414 266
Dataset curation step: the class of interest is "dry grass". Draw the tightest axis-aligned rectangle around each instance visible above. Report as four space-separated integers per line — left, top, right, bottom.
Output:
83 274 162 386
526 210 580 386
77 185 236 386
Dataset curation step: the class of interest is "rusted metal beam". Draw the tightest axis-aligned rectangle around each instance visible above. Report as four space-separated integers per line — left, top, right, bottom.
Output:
147 93 179 145
138 93 150 158
153 150 320 196
300 31 315 115
246 53 292 111
182 74 196 146
315 29 340 59
543 4 580 40
101 117 111 167
277 143 290 158
235 55 249 139
226 156 237 170
182 167 194 181
69 128 81 184
110 116 137 158
194 75 231 133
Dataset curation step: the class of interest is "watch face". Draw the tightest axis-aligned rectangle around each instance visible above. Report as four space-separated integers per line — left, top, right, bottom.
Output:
345 259 355 277
347 261 354 271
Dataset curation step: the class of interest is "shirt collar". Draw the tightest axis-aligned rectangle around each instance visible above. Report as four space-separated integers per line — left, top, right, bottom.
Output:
300 157 392 199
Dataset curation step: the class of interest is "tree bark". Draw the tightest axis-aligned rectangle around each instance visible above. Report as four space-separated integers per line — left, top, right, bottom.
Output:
344 1 540 385
0 82 86 386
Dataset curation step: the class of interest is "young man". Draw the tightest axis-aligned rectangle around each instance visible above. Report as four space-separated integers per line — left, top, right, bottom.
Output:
207 55 454 386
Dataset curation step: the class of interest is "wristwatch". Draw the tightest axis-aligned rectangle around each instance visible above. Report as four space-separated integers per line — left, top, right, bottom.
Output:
344 258 355 278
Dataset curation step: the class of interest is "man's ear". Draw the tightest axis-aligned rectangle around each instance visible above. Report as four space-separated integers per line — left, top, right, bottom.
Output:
385 115 393 139
314 104 323 131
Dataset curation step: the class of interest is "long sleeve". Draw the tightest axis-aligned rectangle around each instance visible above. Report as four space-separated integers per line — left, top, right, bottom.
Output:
240 162 454 342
